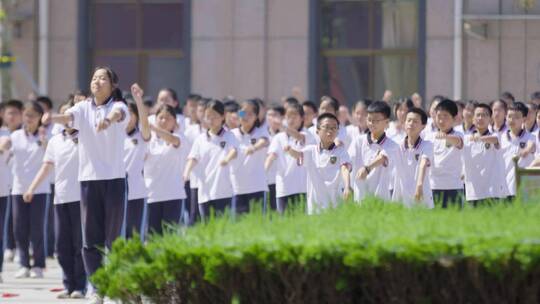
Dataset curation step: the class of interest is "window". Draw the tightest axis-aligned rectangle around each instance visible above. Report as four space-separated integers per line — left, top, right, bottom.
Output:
90 0 188 98
318 0 421 105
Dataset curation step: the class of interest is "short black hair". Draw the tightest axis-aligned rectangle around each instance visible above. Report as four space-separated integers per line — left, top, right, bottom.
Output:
198 97 210 107
206 99 225 116
367 101 391 119
302 100 318 113
508 101 528 117
270 105 286 116
435 99 458 117
407 107 428 125
320 96 340 113
530 91 540 101
187 94 202 102
393 98 414 118
287 102 304 117
317 112 339 128
285 97 300 106
36 96 53 110
501 91 515 102
224 100 240 113
490 99 508 112
474 103 492 117
3 99 23 111
353 99 372 111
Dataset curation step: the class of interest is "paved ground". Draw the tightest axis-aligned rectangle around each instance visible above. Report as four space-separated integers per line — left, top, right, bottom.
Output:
1 257 86 303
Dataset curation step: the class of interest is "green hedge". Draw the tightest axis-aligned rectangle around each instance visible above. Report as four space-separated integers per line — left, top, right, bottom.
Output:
93 198 540 303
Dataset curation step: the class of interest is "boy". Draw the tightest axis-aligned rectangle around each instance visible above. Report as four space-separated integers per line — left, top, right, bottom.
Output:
348 101 398 202
285 113 352 214
500 102 536 198
455 100 477 135
392 108 434 208
426 99 464 208
308 96 347 146
462 103 507 206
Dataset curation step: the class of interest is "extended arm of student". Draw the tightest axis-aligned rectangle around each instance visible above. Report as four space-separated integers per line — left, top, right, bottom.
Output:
150 124 181 147
23 162 54 203
50 113 73 125
246 137 269 155
283 126 305 143
444 134 463 149
414 157 429 202
265 153 277 171
183 158 198 182
356 153 388 180
131 83 151 141
283 146 302 160
95 107 126 132
220 148 238 166
479 135 499 145
341 164 352 201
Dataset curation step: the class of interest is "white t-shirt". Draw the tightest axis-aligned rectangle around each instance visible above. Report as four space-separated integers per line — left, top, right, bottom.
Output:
188 128 239 203
43 131 80 204
10 129 50 195
230 126 270 195
427 129 464 190
462 130 507 200
392 136 434 208
66 98 129 181
0 128 11 197
144 132 188 203
303 144 351 214
348 132 398 202
124 129 148 200
500 129 535 196
184 124 206 189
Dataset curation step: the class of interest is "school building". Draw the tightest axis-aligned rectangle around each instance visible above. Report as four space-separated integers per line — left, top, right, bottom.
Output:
5 0 540 107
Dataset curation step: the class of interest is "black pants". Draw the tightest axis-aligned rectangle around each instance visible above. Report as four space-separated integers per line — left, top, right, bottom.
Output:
6 196 15 250
46 184 55 257
125 199 145 239
0 196 7 271
55 202 86 293
146 200 182 236
80 178 126 278
234 191 265 215
199 198 231 221
433 189 464 209
188 188 200 225
277 193 306 214
267 184 277 212
12 194 47 268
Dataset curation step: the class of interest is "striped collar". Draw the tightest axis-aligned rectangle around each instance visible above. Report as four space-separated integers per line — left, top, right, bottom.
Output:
439 128 454 135
366 131 387 145
506 128 525 141
404 136 422 150
492 121 506 133
318 142 336 152
473 128 490 136
206 127 225 139
239 125 256 135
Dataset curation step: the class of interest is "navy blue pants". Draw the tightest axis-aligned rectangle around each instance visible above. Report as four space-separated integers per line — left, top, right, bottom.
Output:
277 193 306 214
12 194 47 268
55 202 86 293
46 184 55 257
0 196 6 271
267 184 277 211
6 197 15 250
199 198 231 221
125 199 145 239
234 191 265 215
188 188 200 225
80 178 126 278
433 189 464 209
146 199 182 236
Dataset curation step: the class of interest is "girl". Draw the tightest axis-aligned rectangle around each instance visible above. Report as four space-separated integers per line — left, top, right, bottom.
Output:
150 88 186 132
230 99 270 214
23 101 85 299
387 98 414 142
345 99 371 150
490 99 508 135
183 100 238 220
124 84 150 239
6 101 49 279
51 66 129 303
265 105 285 211
143 103 188 235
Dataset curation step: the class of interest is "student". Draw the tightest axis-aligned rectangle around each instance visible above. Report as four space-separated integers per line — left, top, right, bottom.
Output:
183 93 202 127
230 99 270 214
500 102 536 199
524 102 538 133
51 66 129 303
426 99 465 208
143 104 188 236
349 101 398 202
265 103 314 213
308 96 347 146
265 105 285 211
6 101 50 279
462 103 507 206
422 95 444 137
500 91 515 105
490 99 509 135
224 99 241 130
302 100 318 129
0 124 10 281
123 84 151 239
149 88 186 133
345 99 371 150
338 105 351 127
455 100 477 135
255 98 268 130
392 108 434 208
23 101 85 299
184 100 238 220
285 113 352 214
387 98 414 142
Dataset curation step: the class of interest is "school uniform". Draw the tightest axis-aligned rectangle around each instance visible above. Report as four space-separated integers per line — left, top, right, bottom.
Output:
230 126 270 214
308 125 347 145
10 128 50 270
392 136 434 208
455 123 476 135
420 118 438 137
148 113 187 135
344 125 368 151
43 130 85 293
65 97 129 278
348 132 398 202
0 129 10 271
123 129 148 238
426 129 465 208
386 122 406 196
265 128 280 211
490 122 508 136
42 122 58 257
184 124 205 225
303 143 351 215
1 126 16 253
500 129 535 197
188 128 238 220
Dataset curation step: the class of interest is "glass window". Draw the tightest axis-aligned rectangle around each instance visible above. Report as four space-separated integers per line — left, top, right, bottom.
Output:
94 55 139 90
146 57 186 98
94 4 137 49
142 3 184 49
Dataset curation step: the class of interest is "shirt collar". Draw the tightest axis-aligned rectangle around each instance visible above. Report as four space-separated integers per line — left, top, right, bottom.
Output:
366 131 387 145
506 128 525 141
318 142 336 152
239 124 257 135
127 127 138 137
206 127 225 139
91 96 113 108
473 128 490 136
403 135 422 150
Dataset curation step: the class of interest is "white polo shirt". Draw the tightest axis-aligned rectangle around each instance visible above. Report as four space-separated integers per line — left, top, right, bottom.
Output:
184 124 206 189
124 129 148 200
10 129 50 195
500 129 535 196
462 130 507 200
392 136 434 208
386 122 407 143
0 128 11 197
188 128 239 203
426 129 464 190
303 143 351 214
344 125 367 151
265 129 280 186
489 122 508 136
43 131 80 204
66 98 129 181
144 132 188 203
348 132 398 202
230 126 270 195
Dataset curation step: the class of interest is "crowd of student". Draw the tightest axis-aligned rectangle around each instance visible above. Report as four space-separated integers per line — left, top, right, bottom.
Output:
0 66 539 303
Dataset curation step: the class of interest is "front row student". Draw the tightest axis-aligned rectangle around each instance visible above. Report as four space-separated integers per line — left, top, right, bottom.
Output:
391 108 434 208
23 101 86 299
284 113 352 214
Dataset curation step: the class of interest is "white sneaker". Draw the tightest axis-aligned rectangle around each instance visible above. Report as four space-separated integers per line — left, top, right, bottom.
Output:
29 267 44 278
57 290 71 299
86 292 104 304
3 249 14 262
14 267 30 278
70 290 85 299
